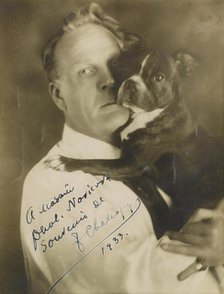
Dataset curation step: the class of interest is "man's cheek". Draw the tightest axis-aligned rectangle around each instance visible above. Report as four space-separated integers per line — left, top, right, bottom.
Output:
79 76 97 86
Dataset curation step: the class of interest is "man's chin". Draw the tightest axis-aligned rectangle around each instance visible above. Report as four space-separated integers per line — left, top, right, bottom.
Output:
114 111 132 134
101 103 130 120
107 106 131 139
110 112 132 147
99 103 131 134
114 105 130 121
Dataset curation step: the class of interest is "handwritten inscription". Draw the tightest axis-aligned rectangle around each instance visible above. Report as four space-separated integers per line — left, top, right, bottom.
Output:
39 184 74 214
32 213 61 251
101 232 128 255
26 176 113 252
26 206 35 224
66 176 110 211
93 196 104 208
31 211 88 252
24 176 142 293
70 203 134 253
46 198 141 294
25 176 111 225
35 201 137 253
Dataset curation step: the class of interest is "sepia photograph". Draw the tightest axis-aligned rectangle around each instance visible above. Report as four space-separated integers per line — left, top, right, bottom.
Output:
0 0 224 293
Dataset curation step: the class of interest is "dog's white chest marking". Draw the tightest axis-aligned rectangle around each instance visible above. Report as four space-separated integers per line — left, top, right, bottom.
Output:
121 108 165 141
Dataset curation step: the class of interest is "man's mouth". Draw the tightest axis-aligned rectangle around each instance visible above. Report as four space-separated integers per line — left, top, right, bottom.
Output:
101 102 117 108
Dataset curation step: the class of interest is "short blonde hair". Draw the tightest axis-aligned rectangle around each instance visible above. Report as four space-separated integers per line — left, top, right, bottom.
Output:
42 2 141 81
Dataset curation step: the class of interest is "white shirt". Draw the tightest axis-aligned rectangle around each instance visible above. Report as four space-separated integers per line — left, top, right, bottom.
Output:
20 125 220 294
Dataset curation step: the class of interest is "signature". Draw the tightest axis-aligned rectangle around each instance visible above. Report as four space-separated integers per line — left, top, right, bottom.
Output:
71 203 133 252
45 198 141 294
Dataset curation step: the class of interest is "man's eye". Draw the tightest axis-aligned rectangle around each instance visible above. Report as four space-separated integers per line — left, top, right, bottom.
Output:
78 67 96 77
153 73 166 82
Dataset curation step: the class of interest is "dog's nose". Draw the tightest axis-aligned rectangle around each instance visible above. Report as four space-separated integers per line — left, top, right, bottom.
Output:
123 79 137 91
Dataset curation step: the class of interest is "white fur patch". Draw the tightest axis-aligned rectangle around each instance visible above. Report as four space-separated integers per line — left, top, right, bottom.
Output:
130 74 144 84
121 107 165 140
123 74 150 102
122 102 145 114
139 54 150 75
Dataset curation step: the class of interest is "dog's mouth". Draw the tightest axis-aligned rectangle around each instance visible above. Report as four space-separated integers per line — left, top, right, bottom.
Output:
118 88 146 117
122 102 145 116
117 79 142 109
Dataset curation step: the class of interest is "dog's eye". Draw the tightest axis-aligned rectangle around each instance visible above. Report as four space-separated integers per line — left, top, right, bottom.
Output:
78 66 96 78
153 73 165 82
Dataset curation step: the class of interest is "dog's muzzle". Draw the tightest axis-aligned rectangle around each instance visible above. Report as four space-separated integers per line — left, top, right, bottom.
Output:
117 78 139 105
123 79 138 91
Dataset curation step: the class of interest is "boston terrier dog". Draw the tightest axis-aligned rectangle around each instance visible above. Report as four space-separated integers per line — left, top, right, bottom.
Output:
46 50 223 228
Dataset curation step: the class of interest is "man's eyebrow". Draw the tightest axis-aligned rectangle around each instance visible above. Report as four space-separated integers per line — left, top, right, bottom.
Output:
69 61 93 68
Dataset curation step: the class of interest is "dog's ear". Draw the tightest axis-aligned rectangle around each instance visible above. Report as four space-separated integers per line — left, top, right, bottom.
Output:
175 52 198 77
122 32 142 52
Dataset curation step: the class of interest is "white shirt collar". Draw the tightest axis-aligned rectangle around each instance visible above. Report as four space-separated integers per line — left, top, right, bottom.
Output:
57 124 121 160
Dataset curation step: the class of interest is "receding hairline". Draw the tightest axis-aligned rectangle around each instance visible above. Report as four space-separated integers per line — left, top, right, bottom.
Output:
42 2 142 82
55 23 122 73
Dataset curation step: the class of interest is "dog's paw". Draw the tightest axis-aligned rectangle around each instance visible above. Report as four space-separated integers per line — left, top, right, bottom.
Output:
44 155 67 171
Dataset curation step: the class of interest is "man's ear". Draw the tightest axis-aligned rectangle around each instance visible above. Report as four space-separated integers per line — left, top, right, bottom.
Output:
175 52 198 77
49 82 66 111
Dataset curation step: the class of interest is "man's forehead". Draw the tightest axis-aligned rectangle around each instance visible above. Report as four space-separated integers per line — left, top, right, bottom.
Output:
55 23 121 66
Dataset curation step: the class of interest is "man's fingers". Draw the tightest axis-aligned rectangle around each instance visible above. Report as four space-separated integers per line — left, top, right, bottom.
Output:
177 261 199 281
166 231 203 246
187 208 214 223
182 222 209 235
160 242 203 257
177 259 208 281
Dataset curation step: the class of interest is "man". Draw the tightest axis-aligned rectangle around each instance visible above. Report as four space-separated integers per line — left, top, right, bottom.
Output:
20 2 223 293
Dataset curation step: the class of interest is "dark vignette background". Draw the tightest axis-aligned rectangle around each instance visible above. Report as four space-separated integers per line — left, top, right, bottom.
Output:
0 0 223 293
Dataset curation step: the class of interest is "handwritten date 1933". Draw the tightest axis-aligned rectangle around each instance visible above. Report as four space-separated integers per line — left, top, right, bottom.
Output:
101 232 128 255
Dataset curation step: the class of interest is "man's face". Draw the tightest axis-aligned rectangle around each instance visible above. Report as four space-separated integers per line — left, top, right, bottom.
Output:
54 23 130 144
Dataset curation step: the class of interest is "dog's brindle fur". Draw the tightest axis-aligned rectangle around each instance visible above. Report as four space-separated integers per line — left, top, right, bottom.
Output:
46 50 223 228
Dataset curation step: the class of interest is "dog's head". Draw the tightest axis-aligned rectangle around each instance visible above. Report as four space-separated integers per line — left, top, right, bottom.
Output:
117 50 197 112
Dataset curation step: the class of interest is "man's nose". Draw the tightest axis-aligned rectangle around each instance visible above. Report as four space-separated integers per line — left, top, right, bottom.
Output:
98 70 115 91
100 79 115 90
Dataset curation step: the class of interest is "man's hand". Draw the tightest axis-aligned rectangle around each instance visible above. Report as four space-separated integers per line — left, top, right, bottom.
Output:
160 199 224 280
